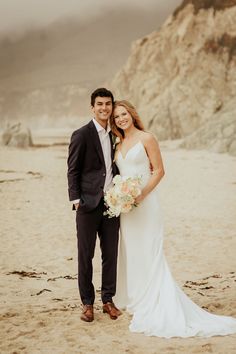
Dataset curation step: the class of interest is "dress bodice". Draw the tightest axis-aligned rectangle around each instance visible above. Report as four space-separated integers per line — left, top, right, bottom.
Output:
116 141 151 187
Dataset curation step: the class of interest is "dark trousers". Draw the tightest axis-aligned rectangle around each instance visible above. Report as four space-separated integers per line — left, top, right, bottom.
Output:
76 198 120 305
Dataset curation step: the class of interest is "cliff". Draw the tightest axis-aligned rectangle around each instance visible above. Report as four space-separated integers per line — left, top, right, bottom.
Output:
111 0 236 154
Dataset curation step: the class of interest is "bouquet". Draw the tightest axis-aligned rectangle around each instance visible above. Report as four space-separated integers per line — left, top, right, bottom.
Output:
104 175 142 218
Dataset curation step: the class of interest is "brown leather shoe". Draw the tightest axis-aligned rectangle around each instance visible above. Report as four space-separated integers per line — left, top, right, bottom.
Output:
80 304 94 322
103 302 122 320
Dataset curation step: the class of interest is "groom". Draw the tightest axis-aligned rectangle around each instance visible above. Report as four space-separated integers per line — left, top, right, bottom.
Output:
67 88 121 322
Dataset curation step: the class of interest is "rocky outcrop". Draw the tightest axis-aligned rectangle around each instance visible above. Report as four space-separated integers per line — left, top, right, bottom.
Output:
173 0 236 16
111 0 236 154
2 122 33 148
180 100 236 155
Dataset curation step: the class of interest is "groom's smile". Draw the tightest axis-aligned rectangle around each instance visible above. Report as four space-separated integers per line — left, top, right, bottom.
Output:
92 96 113 126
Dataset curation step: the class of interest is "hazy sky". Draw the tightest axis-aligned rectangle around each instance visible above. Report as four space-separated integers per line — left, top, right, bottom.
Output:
0 0 181 34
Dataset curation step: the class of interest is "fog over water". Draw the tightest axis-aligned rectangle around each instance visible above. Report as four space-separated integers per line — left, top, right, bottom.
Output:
0 0 181 35
0 0 182 129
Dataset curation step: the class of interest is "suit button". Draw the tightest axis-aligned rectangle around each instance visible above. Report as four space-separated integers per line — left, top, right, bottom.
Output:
103 173 106 176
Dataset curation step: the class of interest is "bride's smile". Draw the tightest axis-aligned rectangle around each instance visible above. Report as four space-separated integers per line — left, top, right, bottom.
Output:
113 106 133 131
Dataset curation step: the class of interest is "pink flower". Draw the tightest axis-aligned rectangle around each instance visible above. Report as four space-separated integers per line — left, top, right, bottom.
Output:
104 175 141 218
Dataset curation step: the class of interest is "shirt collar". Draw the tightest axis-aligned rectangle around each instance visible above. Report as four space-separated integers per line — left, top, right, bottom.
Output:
93 118 111 134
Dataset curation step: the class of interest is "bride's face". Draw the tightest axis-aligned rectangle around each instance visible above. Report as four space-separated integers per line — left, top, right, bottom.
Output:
113 106 133 131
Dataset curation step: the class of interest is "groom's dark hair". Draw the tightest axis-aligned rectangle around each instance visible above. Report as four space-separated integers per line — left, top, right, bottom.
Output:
91 88 114 107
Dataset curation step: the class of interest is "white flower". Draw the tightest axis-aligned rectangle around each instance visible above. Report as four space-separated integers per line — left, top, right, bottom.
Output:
113 136 121 149
115 137 120 144
112 175 122 185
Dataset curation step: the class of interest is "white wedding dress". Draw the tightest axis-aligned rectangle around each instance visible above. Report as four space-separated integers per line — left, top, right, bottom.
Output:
114 141 236 338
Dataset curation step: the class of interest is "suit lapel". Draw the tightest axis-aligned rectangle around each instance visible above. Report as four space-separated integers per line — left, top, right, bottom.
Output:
109 131 115 162
88 120 105 165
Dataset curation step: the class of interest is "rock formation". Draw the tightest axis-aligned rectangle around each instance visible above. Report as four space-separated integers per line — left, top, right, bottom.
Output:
111 0 236 154
180 101 236 155
2 122 33 148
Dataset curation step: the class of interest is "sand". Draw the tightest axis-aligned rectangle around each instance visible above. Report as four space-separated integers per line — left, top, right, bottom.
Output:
0 129 236 354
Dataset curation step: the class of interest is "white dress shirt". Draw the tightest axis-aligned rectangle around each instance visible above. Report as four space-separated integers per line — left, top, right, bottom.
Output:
72 118 113 204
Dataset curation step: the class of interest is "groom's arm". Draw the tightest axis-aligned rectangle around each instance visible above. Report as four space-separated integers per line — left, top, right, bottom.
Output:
67 130 85 202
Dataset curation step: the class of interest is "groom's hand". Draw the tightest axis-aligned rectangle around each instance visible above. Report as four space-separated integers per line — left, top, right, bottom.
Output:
74 203 80 211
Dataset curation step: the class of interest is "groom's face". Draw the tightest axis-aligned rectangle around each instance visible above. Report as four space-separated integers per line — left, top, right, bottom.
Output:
92 96 113 126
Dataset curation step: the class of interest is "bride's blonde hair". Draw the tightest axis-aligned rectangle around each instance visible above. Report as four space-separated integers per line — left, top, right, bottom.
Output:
110 100 145 140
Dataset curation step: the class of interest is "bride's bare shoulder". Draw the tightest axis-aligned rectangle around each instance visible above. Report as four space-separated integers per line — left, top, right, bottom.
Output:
139 131 159 147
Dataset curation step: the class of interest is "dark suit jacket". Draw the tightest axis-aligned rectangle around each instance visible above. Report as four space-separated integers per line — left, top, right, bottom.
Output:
67 120 118 212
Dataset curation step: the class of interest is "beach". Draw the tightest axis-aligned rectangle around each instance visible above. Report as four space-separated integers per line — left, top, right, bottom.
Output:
0 129 236 354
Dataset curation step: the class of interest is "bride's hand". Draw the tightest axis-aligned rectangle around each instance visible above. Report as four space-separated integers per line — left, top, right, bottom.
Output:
135 192 145 204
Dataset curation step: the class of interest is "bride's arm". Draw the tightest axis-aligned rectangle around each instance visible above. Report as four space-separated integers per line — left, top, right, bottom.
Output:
136 133 165 203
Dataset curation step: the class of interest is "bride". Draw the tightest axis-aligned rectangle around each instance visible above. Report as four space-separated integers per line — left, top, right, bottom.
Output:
110 100 236 338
